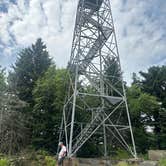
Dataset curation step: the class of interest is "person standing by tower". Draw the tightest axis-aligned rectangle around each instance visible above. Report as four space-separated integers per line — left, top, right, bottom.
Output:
57 142 67 166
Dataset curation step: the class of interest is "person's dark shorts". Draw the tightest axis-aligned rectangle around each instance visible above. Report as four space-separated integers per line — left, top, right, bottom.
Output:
58 157 65 165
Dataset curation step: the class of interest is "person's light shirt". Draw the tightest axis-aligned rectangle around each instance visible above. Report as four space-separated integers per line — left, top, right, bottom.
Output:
58 145 67 159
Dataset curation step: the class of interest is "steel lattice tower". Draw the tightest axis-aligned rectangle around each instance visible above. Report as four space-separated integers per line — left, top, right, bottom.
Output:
58 0 137 158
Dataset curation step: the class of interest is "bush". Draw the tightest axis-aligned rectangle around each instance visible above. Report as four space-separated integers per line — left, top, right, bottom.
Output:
0 159 9 166
45 156 56 166
138 153 148 160
0 149 56 166
36 150 49 156
112 148 131 160
158 159 166 166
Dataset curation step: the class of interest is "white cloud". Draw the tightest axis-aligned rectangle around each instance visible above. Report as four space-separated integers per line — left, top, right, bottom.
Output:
7 0 77 66
111 0 166 84
0 0 165 84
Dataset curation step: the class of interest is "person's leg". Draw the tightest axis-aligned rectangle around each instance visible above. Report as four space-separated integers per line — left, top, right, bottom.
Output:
61 157 65 166
58 158 62 166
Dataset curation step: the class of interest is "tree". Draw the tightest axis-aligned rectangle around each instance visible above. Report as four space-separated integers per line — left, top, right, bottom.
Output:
139 66 166 149
104 57 123 96
127 85 160 152
32 66 67 152
9 38 52 104
140 66 166 107
131 72 141 86
0 92 29 155
0 67 30 155
4 39 52 153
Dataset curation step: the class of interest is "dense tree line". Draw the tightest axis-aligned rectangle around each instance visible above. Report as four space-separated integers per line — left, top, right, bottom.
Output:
0 38 165 156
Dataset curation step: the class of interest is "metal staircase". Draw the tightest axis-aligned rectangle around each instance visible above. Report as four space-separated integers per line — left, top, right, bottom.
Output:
72 109 103 154
79 27 112 73
70 10 113 73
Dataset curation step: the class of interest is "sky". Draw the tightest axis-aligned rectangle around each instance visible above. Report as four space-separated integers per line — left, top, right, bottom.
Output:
0 0 166 84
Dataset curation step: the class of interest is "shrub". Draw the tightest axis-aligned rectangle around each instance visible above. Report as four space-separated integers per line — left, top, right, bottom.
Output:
45 156 56 166
37 150 49 156
112 148 131 160
158 159 166 166
0 159 9 166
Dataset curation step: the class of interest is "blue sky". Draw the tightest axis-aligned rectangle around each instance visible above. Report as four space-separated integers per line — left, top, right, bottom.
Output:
0 0 166 84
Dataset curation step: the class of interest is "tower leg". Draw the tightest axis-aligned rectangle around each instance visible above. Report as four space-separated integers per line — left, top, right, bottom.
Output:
103 122 107 157
68 60 79 157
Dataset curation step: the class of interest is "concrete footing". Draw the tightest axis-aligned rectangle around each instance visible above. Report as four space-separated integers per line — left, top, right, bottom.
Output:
62 150 166 166
62 157 163 166
63 158 111 166
63 158 141 166
148 150 166 160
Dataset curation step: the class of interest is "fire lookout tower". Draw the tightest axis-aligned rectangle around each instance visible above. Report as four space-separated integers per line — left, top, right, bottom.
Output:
58 0 137 158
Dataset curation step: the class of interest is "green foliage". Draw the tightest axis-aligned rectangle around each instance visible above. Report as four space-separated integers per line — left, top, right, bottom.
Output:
111 148 131 160
77 140 103 157
9 38 52 104
0 159 9 166
140 66 166 106
0 93 29 155
0 148 56 166
36 149 49 156
45 156 56 166
32 66 67 152
132 73 140 86
139 66 166 149
0 69 28 154
127 85 159 119
0 68 30 155
127 85 160 152
116 149 131 159
158 158 166 166
104 57 123 96
137 153 148 160
33 150 56 166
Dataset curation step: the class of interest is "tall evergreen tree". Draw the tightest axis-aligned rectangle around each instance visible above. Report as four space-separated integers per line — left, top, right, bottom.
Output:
9 38 52 104
140 66 166 107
